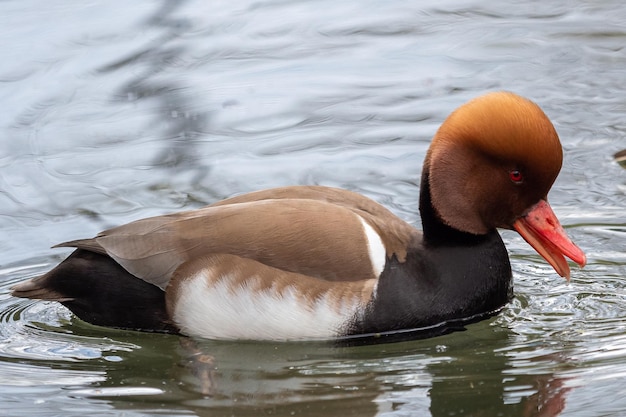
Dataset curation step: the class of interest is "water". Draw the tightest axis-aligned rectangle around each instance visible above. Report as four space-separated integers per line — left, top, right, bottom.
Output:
1 0 625 415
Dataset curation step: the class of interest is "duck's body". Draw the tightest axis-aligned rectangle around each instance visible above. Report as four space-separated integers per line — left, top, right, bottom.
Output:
11 92 586 341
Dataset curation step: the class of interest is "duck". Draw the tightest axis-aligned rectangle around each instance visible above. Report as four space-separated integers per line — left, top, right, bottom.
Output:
615 149 626 168
11 92 586 342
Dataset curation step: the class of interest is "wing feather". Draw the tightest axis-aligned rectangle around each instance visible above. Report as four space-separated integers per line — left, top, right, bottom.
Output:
57 186 419 290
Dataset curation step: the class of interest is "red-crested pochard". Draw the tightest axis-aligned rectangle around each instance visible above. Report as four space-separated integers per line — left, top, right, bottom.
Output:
11 92 586 341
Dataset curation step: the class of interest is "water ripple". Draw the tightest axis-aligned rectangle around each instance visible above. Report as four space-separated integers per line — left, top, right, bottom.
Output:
1 0 626 415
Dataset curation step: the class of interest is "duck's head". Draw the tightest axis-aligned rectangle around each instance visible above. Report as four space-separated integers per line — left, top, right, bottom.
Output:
425 91 586 279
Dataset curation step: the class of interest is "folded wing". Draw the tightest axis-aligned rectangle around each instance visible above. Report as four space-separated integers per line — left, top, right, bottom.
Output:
56 186 418 290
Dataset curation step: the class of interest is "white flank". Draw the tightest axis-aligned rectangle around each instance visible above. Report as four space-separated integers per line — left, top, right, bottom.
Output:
358 216 386 278
172 272 364 341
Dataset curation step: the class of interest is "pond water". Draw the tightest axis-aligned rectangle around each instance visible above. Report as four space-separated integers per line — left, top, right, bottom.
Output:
1 0 625 416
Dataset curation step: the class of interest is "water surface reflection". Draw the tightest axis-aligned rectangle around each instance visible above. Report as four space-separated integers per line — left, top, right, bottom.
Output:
38 319 573 417
1 0 626 415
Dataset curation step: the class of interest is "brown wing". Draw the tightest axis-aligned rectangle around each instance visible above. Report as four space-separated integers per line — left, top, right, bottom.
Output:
57 186 419 289
211 186 418 259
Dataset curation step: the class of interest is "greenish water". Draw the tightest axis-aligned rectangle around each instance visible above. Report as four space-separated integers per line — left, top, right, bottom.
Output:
1 1 625 416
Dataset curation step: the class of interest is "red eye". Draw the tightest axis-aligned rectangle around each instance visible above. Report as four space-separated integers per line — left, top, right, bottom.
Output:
509 170 523 183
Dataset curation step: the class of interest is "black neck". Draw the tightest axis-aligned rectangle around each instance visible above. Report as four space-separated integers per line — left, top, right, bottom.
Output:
347 168 513 339
419 167 489 246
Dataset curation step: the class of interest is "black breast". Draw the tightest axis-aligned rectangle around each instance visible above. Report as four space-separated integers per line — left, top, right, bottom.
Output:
347 231 513 340
344 167 513 341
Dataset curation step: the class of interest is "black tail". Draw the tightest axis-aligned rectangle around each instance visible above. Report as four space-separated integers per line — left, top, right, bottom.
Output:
11 249 178 334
